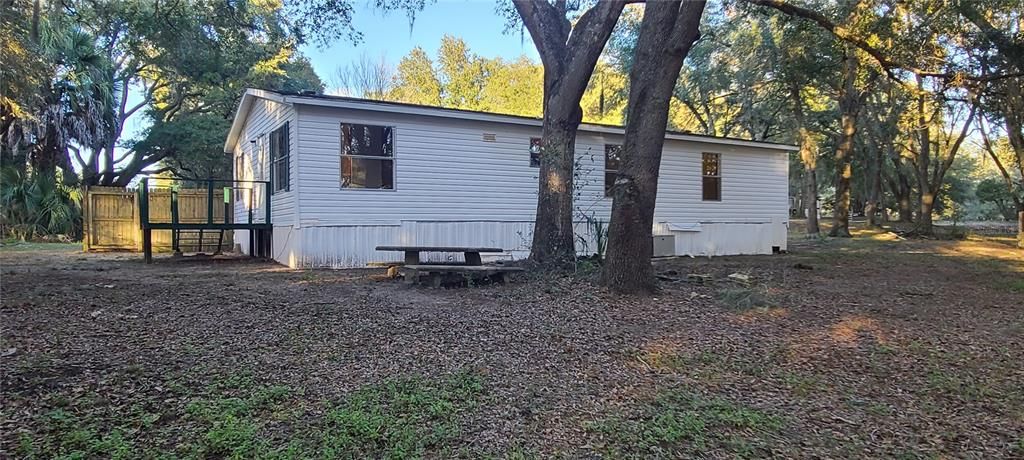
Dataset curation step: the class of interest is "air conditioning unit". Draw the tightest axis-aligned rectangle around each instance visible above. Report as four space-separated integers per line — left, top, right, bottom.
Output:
652 235 676 257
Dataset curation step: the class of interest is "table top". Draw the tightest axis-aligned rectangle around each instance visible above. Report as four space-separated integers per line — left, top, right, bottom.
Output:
375 245 504 253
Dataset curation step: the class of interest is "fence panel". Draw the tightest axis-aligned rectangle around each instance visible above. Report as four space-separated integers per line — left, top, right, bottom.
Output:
84 187 233 252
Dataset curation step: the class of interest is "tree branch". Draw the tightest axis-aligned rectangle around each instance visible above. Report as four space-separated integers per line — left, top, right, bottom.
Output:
743 0 1020 82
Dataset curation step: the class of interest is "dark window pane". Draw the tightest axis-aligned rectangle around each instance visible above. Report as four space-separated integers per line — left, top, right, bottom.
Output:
605 144 622 171
342 157 394 189
703 177 721 201
605 171 617 197
530 137 542 167
702 152 719 177
270 123 290 192
342 123 393 157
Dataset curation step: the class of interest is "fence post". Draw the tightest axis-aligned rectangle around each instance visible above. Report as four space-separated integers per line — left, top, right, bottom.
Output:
82 186 91 252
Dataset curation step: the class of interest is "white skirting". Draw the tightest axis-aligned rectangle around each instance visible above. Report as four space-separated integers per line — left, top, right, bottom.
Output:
247 219 787 268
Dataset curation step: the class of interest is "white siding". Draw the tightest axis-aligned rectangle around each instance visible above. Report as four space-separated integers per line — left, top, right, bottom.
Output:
231 98 297 227
230 97 790 267
294 105 787 228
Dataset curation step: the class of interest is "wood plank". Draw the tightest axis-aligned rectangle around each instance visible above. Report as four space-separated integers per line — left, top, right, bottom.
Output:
376 245 504 253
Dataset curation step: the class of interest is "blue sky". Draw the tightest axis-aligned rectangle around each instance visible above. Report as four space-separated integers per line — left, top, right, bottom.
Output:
301 0 541 90
121 1 540 149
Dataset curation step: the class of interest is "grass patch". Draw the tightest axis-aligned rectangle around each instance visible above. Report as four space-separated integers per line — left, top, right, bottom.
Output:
716 286 770 311
313 369 484 458
1001 278 1024 292
15 370 485 459
0 241 80 252
587 388 782 458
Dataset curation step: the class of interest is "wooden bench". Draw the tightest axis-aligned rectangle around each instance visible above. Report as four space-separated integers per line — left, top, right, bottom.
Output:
375 245 504 266
402 264 525 287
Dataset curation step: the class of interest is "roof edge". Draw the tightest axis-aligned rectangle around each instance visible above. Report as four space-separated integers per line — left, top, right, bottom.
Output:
223 89 289 153
229 88 798 152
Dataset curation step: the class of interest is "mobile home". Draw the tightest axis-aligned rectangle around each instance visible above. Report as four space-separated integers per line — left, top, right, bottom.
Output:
224 88 795 268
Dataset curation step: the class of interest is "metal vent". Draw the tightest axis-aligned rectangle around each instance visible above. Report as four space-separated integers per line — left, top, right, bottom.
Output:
482 133 496 142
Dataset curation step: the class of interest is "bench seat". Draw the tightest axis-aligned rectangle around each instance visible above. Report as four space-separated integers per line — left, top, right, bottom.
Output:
401 264 524 286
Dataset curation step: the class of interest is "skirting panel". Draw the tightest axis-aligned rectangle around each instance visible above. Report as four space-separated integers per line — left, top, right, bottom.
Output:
277 220 787 268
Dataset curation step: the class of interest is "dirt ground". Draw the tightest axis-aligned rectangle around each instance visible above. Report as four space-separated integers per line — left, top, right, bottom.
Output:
2 229 1022 458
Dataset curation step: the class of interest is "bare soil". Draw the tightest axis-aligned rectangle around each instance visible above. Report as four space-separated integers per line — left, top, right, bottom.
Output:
2 230 1022 458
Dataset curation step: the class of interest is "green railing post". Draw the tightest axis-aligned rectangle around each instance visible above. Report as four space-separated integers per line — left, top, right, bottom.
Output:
171 187 179 253
207 179 214 225
139 178 151 263
264 181 271 225
223 187 230 224
248 187 253 225
139 178 149 228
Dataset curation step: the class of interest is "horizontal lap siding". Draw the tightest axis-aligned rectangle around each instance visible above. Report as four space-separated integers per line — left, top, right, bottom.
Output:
232 99 297 226
287 103 789 266
296 106 617 225
654 143 789 225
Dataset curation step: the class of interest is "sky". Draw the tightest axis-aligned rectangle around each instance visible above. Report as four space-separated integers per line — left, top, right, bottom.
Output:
119 0 541 153
300 0 541 91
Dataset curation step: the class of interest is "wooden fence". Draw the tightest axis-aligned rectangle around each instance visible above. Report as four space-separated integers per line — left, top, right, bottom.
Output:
83 186 233 252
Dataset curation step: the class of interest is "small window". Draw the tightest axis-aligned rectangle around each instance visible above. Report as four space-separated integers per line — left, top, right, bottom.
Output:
234 153 245 201
604 144 622 197
341 123 395 189
702 152 721 201
269 123 290 193
529 137 542 167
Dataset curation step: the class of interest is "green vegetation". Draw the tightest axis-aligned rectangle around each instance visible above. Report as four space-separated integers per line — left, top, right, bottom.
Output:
715 285 771 311
315 370 484 458
15 370 486 459
587 388 783 458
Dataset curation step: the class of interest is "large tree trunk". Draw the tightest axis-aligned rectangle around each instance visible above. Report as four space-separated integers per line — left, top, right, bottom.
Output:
865 145 883 227
1003 81 1024 247
910 77 976 235
912 77 935 235
530 101 582 264
889 165 914 223
602 0 706 294
791 83 819 236
512 0 627 268
828 48 860 238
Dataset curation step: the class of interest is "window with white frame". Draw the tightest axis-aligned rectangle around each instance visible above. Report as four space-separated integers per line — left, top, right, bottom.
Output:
604 144 622 197
269 123 290 193
234 152 245 201
341 123 395 189
702 152 721 201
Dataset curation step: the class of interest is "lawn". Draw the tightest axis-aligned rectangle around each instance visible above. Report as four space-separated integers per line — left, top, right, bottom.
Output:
1 229 1022 458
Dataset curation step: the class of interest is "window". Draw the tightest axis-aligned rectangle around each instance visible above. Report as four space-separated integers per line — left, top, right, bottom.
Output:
604 144 622 197
269 123 290 193
234 153 245 201
702 152 721 201
341 123 395 189
529 137 542 167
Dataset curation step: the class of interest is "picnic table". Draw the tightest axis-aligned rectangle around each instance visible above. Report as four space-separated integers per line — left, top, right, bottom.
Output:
375 245 504 266
374 245 523 287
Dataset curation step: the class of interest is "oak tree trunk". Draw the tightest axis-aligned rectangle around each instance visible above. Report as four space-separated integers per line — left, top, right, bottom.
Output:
865 145 883 227
512 0 628 268
530 102 582 265
602 0 706 294
828 49 860 238
791 83 819 236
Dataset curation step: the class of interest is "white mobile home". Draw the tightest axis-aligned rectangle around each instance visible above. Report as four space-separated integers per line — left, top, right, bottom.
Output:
224 88 795 268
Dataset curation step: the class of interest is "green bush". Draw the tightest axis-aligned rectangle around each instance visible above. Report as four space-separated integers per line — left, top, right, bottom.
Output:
0 168 82 240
